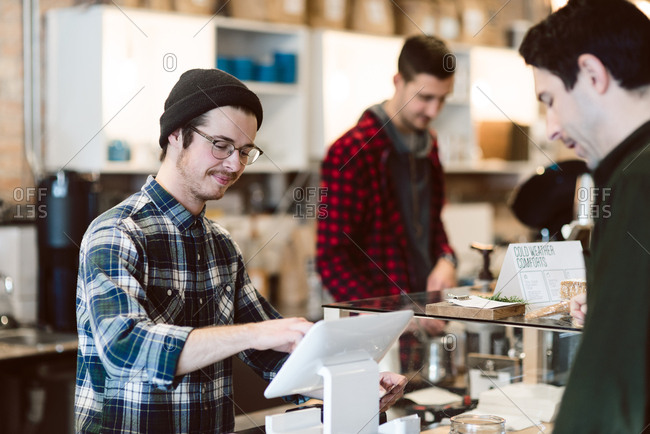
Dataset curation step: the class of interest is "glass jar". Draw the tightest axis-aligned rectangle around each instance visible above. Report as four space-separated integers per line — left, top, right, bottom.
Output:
450 415 506 433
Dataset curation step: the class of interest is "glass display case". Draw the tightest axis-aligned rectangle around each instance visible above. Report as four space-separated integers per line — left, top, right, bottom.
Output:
323 288 582 431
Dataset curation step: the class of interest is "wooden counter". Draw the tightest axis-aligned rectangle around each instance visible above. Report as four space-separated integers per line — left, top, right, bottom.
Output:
0 327 77 361
0 328 77 433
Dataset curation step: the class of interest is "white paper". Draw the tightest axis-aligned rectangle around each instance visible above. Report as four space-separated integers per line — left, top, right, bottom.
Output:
403 386 463 406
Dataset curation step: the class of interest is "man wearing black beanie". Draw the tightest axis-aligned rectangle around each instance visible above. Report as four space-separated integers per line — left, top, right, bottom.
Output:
74 69 406 433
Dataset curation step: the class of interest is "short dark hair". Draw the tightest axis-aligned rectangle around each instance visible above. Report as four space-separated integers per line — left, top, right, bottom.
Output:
159 113 208 162
519 0 650 91
159 105 255 161
398 35 454 82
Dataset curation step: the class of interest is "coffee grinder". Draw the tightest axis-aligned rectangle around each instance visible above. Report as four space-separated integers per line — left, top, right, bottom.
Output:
36 171 99 332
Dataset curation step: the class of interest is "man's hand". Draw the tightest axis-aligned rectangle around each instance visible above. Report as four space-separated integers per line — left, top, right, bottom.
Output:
176 317 312 376
426 257 457 292
569 293 587 326
251 317 313 353
379 371 407 412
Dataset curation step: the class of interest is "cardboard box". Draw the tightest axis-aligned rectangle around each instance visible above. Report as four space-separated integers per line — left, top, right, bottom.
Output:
350 0 395 35
277 223 316 309
308 0 349 29
142 0 173 10
527 0 552 23
394 0 436 36
112 0 141 7
229 0 307 23
477 121 529 161
227 0 266 21
174 0 215 14
460 0 497 46
437 0 461 41
268 0 307 24
461 0 526 46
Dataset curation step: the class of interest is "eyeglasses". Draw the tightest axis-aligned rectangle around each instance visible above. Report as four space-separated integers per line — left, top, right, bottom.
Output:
189 126 263 165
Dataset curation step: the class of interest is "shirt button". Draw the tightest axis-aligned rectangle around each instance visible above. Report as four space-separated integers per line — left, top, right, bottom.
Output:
197 253 201 261
167 289 172 296
225 285 232 292
199 298 203 305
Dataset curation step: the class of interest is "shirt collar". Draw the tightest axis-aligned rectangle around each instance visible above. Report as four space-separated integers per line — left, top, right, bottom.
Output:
366 104 432 157
143 175 205 232
593 119 650 186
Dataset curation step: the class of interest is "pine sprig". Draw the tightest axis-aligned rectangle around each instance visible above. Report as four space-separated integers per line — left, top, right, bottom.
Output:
480 291 526 304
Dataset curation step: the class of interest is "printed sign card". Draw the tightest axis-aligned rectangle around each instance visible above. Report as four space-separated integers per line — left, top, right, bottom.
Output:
495 241 585 307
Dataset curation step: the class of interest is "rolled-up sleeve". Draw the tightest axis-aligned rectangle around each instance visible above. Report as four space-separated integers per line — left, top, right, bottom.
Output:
78 223 192 389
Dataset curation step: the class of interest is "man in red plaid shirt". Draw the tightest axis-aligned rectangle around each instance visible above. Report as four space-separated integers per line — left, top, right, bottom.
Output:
317 35 458 305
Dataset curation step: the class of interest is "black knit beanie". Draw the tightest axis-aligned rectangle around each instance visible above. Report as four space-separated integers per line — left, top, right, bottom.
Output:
159 68 263 148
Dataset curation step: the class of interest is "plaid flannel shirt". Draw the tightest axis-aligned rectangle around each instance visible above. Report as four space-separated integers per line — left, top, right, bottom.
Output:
75 176 287 433
317 109 454 301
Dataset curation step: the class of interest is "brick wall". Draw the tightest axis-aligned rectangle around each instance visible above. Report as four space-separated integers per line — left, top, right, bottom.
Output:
0 0 74 219
0 0 28 215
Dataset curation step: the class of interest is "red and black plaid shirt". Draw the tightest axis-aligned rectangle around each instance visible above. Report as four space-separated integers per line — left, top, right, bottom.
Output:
317 109 454 302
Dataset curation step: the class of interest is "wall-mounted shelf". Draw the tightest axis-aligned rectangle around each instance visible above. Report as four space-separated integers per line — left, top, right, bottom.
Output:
45 5 309 175
244 82 301 95
444 159 535 176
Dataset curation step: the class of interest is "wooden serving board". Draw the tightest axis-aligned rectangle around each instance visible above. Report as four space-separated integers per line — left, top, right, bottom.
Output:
425 301 526 320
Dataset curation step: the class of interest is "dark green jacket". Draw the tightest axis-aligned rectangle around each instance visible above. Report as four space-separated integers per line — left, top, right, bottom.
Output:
554 121 650 432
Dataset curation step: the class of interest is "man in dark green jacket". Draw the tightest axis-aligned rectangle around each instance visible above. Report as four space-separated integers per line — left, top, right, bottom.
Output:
519 0 650 431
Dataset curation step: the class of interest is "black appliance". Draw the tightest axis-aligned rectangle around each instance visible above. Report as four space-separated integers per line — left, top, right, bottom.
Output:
510 159 589 239
36 171 99 332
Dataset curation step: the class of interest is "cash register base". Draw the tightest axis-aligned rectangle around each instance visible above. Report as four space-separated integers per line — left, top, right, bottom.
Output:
265 359 420 434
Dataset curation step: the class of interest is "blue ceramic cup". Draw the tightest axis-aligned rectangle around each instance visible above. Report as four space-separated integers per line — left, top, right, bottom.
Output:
216 56 233 75
255 62 277 82
274 52 297 83
108 139 131 162
231 57 255 81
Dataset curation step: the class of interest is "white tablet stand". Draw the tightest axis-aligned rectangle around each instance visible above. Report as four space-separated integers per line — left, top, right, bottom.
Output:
263 311 421 434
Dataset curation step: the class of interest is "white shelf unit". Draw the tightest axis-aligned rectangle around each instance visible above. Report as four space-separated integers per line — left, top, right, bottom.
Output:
45 6 215 174
213 17 309 173
309 29 404 160
309 30 540 171
443 159 536 176
309 29 476 161
435 45 540 168
45 6 309 174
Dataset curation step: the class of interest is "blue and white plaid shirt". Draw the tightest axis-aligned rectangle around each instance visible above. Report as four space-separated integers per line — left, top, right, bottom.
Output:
75 176 288 433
